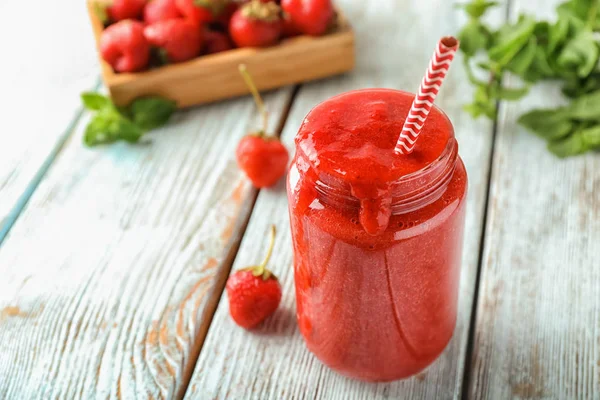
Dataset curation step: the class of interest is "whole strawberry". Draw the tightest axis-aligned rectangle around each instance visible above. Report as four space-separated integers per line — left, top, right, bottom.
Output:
105 0 147 21
144 0 182 23
281 0 334 36
227 225 282 329
144 19 204 63
204 29 234 54
237 136 289 188
100 20 150 73
175 0 232 24
236 65 289 188
229 0 282 48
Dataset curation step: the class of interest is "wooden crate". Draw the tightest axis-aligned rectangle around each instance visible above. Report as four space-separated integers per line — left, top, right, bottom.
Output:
87 2 355 108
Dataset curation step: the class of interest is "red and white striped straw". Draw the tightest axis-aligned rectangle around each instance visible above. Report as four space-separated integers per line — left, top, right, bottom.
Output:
395 36 460 155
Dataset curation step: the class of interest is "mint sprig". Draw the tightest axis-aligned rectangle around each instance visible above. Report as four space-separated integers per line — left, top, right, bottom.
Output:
458 0 600 157
80 93 177 147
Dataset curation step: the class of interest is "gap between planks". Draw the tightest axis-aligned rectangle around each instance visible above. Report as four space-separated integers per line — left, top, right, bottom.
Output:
460 97 502 400
460 2 513 397
175 84 302 400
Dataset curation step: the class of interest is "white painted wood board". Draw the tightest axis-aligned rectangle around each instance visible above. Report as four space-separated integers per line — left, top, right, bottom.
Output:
186 0 501 398
0 0 99 233
467 0 600 398
0 87 294 398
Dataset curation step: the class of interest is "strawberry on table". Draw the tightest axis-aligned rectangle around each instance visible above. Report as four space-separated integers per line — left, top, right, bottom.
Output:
236 65 289 188
229 0 282 48
281 0 334 36
236 135 289 188
100 20 151 73
144 0 182 23
144 19 204 63
226 225 282 329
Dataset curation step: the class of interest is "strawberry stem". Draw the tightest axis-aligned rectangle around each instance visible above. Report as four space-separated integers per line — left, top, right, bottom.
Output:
242 225 277 280
239 64 269 134
259 225 277 270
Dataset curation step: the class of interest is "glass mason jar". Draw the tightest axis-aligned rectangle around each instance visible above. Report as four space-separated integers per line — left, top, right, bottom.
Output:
287 89 468 382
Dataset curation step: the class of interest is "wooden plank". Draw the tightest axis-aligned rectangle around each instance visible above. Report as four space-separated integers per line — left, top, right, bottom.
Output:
0 87 294 398
186 0 502 398
467 0 600 398
0 0 99 234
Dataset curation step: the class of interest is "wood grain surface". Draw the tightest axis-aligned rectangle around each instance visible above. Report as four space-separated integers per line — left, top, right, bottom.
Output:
0 0 99 235
186 0 502 398
0 87 294 398
466 0 600 398
2 0 599 398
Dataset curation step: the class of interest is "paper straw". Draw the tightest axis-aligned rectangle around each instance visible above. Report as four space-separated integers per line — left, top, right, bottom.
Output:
395 36 459 155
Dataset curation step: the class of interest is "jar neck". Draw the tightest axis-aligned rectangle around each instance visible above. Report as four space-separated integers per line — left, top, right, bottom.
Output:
309 138 459 216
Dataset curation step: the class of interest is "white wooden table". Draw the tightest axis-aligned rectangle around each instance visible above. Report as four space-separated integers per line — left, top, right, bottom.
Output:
1 0 598 399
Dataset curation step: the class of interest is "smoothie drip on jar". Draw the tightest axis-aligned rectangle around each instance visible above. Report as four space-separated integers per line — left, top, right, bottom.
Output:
295 89 452 235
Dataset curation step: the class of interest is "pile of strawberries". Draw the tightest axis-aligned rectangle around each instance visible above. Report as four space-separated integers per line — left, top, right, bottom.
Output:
97 0 335 73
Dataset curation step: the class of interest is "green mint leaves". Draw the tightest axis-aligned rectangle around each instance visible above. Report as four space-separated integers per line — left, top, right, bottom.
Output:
84 108 144 146
128 97 178 130
518 90 600 156
81 92 112 111
80 92 177 147
458 0 600 157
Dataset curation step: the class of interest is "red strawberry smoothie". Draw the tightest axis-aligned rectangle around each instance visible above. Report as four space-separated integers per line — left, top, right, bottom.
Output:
287 89 467 381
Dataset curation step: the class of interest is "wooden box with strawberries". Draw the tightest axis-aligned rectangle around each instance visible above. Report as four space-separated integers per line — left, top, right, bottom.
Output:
88 0 355 108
